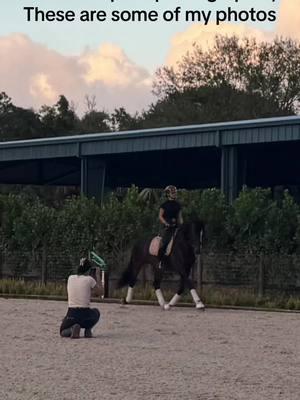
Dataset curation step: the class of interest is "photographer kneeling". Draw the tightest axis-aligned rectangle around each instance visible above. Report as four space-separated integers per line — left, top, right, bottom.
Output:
60 258 102 339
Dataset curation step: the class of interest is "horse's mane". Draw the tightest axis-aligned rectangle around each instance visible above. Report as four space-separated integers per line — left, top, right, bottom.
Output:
176 219 205 242
177 223 191 240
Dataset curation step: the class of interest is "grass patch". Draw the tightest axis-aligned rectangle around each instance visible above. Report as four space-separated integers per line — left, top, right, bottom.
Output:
113 284 300 310
0 279 66 297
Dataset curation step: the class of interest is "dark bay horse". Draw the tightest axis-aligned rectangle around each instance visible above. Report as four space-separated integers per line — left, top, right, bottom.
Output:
118 220 205 310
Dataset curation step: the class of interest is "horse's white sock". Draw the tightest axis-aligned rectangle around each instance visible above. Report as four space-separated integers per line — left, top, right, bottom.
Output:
169 293 181 307
190 289 205 308
155 289 166 307
190 289 200 303
126 286 134 303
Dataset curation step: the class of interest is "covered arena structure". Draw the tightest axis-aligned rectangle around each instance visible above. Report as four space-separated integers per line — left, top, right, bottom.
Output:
0 116 300 202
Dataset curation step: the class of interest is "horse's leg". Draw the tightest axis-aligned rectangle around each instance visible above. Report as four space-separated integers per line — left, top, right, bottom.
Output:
172 269 205 310
119 255 141 304
124 259 139 304
153 266 166 309
180 262 205 310
187 274 205 310
190 288 205 310
125 286 134 303
163 258 193 310
164 275 184 310
168 293 181 307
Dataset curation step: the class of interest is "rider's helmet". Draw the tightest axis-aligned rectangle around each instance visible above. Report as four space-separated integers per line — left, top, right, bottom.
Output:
164 185 177 199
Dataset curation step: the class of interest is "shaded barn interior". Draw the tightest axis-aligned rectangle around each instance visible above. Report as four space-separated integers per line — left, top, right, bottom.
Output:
0 116 299 200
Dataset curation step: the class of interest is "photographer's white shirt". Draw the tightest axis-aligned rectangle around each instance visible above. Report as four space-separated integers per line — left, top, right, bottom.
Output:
67 275 96 308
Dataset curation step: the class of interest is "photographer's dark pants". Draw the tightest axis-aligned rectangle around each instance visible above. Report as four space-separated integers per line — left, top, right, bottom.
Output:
60 307 100 336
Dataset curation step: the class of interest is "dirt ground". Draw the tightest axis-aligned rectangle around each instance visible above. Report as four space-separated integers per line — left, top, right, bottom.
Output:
0 298 299 400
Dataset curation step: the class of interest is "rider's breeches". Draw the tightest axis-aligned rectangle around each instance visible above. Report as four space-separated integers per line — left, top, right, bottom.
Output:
159 226 176 257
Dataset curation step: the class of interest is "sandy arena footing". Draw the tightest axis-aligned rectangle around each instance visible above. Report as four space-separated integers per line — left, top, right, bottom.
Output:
0 298 299 400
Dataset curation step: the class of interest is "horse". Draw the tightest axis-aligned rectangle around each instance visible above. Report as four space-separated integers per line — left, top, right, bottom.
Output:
118 220 206 310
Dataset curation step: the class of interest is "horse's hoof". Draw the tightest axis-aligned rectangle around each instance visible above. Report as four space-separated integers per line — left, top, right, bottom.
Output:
120 298 128 305
196 302 205 311
163 304 171 311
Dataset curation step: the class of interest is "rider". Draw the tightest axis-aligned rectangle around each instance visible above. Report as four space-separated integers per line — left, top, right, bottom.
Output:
158 185 183 266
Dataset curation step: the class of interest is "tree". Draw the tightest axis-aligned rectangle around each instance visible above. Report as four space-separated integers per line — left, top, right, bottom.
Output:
0 92 44 141
154 36 300 115
0 92 13 114
39 95 79 136
78 94 111 133
110 107 141 131
137 85 286 129
80 110 111 133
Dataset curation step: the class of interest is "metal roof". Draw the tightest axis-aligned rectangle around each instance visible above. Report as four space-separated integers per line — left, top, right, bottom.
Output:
0 116 300 162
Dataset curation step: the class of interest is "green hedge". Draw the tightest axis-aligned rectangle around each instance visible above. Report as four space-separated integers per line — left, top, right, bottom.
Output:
0 186 300 281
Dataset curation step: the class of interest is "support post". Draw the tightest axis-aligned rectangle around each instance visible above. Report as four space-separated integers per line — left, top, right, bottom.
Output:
104 270 109 298
81 158 106 203
221 146 238 204
258 256 265 298
196 254 203 295
100 270 110 299
41 243 48 285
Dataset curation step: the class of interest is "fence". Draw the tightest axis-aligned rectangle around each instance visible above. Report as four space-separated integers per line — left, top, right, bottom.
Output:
1 247 299 297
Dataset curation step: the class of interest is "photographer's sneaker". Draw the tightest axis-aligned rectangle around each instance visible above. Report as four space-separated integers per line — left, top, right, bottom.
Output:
60 328 72 337
84 328 93 338
71 324 81 339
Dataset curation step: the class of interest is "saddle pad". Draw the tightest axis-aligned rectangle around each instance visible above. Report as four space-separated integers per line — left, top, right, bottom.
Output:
149 236 174 256
149 236 162 256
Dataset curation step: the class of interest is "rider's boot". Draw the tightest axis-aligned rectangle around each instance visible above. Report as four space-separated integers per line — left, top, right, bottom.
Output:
157 247 166 269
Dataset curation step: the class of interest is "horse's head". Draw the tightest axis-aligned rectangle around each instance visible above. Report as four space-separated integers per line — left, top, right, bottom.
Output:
179 220 205 255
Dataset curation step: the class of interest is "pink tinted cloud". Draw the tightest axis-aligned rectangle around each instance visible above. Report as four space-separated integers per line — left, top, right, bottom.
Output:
165 1 300 67
277 0 300 40
0 34 153 114
166 23 272 67
0 2 299 114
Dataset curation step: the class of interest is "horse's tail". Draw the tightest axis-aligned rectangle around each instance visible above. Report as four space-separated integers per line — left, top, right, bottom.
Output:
117 253 137 288
117 240 147 288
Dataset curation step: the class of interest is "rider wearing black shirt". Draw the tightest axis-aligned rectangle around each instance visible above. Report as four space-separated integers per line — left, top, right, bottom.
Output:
158 185 183 264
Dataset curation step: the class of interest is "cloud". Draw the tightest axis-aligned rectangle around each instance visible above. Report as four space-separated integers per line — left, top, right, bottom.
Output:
29 73 58 103
0 34 154 114
277 0 300 40
80 43 151 88
0 2 299 115
166 1 300 67
166 24 272 67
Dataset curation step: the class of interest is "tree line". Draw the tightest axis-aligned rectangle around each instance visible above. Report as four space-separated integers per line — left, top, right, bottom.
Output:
1 36 300 142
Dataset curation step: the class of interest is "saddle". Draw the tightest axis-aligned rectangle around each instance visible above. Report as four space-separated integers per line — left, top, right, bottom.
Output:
149 236 174 257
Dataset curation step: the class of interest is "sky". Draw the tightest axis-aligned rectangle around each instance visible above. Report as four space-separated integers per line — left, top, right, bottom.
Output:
0 0 299 115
